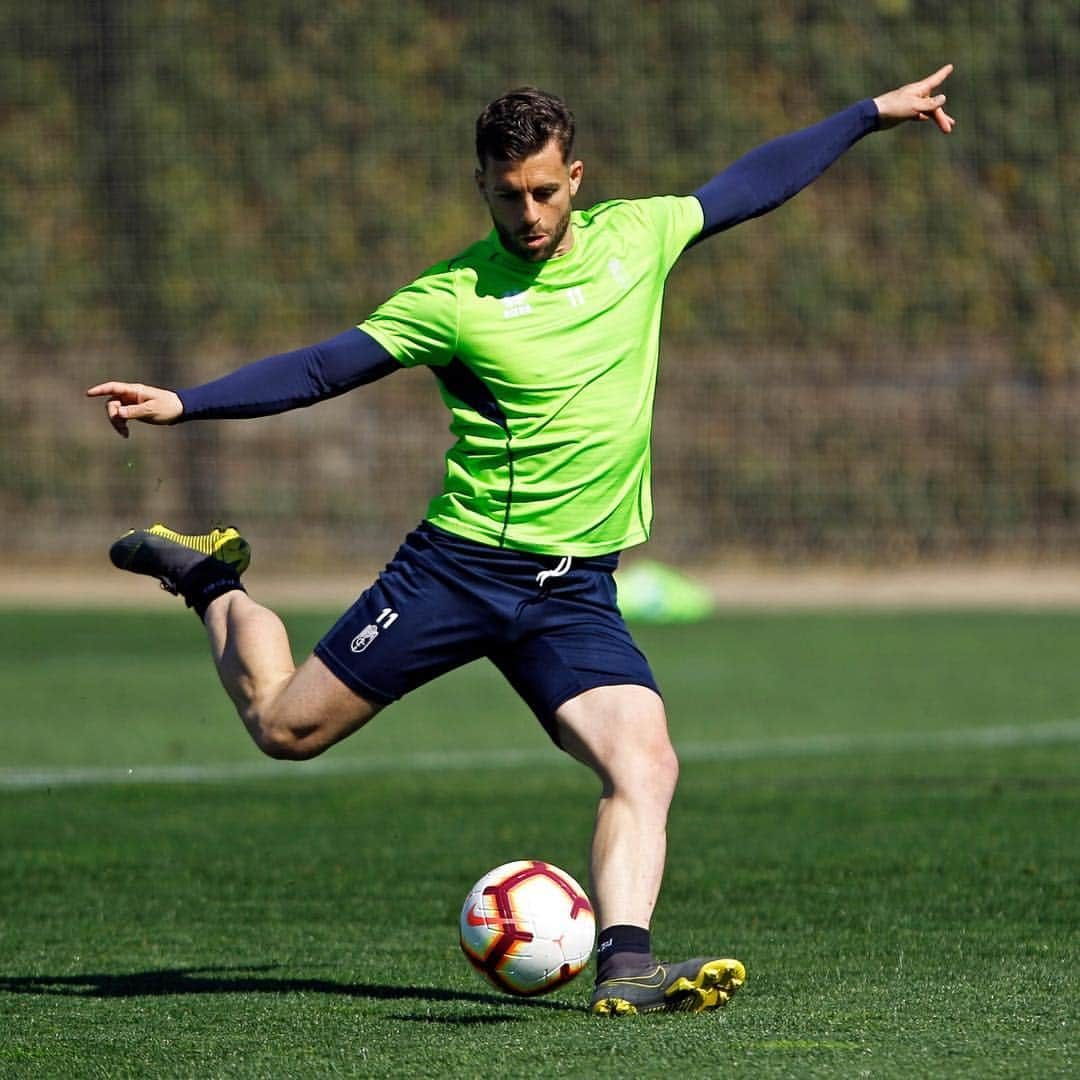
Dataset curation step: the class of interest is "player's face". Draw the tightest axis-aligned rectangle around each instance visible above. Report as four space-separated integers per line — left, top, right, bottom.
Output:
476 139 584 262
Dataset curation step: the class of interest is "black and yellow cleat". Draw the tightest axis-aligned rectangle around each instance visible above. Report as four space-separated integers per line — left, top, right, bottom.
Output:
110 523 251 596
590 957 746 1016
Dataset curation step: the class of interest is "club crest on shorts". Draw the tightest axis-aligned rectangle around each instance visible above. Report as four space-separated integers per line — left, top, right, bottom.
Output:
350 625 379 653
350 607 398 653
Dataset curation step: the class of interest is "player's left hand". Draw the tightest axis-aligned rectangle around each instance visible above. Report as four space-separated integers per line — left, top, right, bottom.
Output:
873 64 956 134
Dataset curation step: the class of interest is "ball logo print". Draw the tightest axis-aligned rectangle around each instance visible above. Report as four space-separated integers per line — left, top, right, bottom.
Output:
459 860 595 996
464 903 488 927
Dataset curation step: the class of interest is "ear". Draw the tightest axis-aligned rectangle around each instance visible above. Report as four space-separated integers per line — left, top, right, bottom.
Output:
568 159 584 197
475 167 486 196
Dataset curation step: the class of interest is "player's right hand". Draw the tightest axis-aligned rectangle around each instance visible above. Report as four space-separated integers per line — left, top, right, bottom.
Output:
873 64 956 134
85 381 184 438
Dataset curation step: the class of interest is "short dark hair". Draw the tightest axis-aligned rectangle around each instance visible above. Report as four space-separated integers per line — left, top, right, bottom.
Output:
475 87 576 167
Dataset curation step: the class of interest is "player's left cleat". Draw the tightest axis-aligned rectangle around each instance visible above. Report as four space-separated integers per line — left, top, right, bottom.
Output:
590 957 746 1016
109 523 251 596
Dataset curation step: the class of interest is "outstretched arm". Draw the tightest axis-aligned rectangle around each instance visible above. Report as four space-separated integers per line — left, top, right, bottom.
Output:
692 65 955 240
87 327 401 437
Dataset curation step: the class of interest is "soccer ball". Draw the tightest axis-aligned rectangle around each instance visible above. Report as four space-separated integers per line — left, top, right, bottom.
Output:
459 860 596 996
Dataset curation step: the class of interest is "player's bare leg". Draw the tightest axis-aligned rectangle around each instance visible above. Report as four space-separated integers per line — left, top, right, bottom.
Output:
554 684 677 931
109 523 379 760
202 590 380 760
555 684 745 1015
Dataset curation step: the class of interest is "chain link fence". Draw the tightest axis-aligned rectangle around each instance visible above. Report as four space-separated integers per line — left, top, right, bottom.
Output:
2 1 1076 569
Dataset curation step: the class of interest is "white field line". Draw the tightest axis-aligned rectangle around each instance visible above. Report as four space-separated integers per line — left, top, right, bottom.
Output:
2 719 1079 792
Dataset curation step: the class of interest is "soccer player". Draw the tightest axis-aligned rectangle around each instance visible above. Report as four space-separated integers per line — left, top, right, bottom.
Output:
88 66 955 1016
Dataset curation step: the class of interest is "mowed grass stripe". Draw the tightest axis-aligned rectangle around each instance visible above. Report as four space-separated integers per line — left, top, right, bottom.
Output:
3 717 1078 791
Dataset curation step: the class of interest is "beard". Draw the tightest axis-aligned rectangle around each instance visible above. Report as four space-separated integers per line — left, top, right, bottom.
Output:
495 205 572 262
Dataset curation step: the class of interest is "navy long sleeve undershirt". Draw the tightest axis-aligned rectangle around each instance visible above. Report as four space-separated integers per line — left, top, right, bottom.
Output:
178 328 401 420
177 98 879 422
692 98 879 239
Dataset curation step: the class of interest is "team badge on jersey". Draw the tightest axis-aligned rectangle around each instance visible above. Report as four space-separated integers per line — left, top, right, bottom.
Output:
607 258 631 288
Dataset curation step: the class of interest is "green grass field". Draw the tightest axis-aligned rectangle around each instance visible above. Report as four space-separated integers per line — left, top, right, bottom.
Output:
1 608 1077 1077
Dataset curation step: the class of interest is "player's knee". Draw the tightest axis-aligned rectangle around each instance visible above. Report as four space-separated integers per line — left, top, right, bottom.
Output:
609 728 679 806
254 730 308 761
246 710 325 762
647 734 680 802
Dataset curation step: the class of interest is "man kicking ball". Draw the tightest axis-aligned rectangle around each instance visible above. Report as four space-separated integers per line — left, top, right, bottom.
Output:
90 67 954 1015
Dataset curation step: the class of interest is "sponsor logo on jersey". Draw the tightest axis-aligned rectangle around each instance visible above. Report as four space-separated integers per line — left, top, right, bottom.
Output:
501 291 533 319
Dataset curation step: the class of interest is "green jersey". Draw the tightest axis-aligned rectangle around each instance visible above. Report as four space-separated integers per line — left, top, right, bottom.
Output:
360 195 704 556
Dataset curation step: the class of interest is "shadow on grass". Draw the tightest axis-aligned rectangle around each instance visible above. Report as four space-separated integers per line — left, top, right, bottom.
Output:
0 965 579 1014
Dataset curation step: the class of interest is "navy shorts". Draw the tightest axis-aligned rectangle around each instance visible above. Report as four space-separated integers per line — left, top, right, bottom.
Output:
314 522 660 744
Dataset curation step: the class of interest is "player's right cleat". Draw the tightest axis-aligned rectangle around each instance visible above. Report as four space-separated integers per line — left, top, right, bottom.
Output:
110 523 251 596
590 957 746 1016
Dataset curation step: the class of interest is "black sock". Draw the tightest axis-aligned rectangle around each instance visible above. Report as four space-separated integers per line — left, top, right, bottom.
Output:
179 559 245 619
595 924 656 983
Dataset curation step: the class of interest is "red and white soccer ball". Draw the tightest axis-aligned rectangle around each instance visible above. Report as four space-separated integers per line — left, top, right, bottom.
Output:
459 860 596 996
